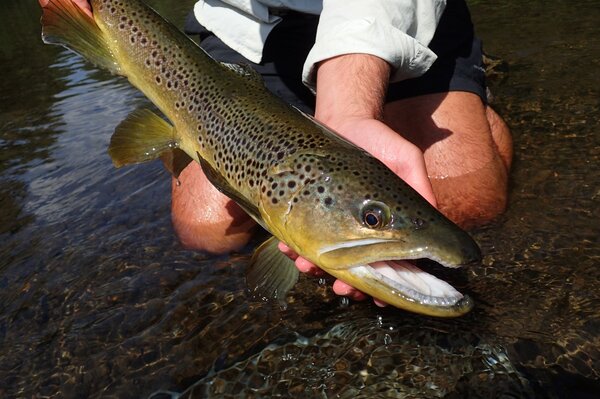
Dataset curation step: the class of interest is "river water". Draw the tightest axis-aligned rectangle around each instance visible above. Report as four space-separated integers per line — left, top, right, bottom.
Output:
0 1 598 397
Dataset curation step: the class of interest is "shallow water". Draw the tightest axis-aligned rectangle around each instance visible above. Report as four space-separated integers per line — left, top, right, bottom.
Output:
0 0 598 398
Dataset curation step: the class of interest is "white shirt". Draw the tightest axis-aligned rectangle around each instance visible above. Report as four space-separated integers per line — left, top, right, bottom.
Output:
193 0 446 90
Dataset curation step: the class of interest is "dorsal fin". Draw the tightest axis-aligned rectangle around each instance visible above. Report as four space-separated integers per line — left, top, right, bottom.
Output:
221 62 264 86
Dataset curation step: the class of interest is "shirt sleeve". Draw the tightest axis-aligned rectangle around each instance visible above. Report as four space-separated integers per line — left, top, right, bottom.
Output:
302 0 447 90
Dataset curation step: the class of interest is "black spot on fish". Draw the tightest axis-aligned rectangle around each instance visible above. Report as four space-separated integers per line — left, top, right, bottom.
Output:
412 218 426 229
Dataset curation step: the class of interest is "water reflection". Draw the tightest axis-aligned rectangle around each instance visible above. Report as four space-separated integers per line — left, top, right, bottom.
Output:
0 0 598 398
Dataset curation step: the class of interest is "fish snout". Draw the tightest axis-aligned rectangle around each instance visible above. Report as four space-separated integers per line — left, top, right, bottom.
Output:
453 230 482 267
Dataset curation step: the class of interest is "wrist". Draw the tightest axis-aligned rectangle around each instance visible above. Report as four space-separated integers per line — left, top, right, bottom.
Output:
314 54 390 126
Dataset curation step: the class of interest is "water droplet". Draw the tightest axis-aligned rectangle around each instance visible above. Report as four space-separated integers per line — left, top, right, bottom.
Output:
339 297 350 307
376 315 383 328
384 334 392 345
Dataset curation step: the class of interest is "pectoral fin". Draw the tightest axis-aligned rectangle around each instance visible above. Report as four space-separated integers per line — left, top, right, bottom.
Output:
246 236 299 306
108 109 179 167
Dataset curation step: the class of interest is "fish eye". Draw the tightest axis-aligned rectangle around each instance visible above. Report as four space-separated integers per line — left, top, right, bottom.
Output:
360 201 391 229
365 212 380 227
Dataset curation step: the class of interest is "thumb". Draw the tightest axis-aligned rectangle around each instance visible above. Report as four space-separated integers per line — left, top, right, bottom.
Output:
399 156 438 208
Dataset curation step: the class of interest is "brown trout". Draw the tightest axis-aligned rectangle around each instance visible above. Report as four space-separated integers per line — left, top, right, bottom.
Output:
40 0 481 317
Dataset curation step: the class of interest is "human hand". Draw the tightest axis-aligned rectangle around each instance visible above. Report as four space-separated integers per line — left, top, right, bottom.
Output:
279 118 437 306
72 0 92 17
281 54 437 306
39 0 91 16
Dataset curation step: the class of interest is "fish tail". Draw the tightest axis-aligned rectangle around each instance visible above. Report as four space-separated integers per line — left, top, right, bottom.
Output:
39 0 120 74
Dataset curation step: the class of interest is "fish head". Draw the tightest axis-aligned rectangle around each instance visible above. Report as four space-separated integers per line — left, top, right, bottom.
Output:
260 148 481 317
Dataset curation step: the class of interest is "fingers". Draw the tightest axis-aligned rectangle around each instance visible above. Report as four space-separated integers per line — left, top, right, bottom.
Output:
277 241 298 260
72 0 93 17
296 257 323 276
373 298 389 307
278 241 387 307
398 149 438 207
332 280 367 301
277 242 323 275
379 131 438 208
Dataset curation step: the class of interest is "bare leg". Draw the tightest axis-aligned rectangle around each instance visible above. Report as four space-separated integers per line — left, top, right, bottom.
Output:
171 162 255 253
384 91 512 228
486 105 513 171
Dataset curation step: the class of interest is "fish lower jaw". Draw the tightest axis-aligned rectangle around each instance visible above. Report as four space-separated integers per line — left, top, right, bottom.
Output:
349 261 465 307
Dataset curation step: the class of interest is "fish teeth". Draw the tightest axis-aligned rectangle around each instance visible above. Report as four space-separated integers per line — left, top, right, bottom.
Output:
351 262 463 306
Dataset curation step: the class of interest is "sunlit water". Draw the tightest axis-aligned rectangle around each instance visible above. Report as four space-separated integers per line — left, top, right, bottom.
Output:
0 1 598 398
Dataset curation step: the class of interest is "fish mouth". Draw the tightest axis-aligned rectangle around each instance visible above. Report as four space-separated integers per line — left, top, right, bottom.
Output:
335 260 474 317
353 260 471 307
316 239 477 316
317 237 481 270
314 235 480 316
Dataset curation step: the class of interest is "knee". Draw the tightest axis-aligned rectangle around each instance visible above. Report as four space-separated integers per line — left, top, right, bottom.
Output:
171 163 256 253
486 106 513 172
431 155 508 229
172 196 256 253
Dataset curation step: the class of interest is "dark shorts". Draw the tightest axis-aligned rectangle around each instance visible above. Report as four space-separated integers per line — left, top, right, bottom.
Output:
184 0 487 114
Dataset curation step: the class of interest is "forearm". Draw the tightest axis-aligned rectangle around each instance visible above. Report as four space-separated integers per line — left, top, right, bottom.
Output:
314 54 390 127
